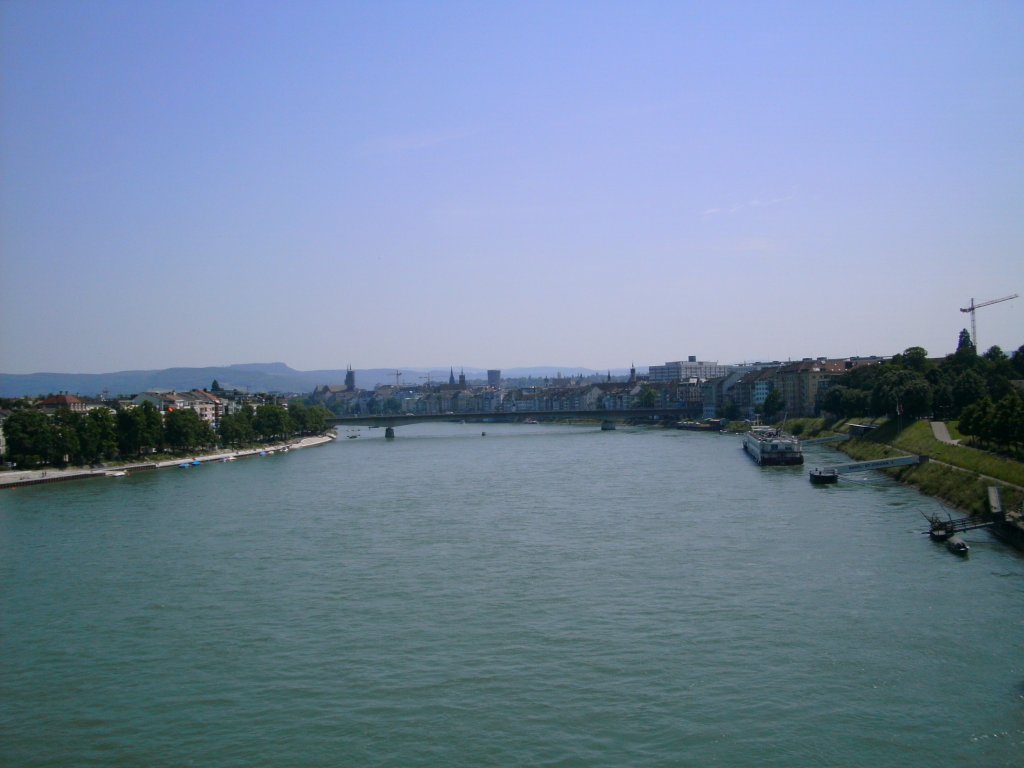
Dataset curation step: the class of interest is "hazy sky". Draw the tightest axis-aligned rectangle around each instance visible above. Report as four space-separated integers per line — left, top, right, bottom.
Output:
2 1 1021 374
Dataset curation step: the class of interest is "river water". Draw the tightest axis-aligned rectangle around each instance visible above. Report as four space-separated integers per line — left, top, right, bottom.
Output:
2 423 1022 766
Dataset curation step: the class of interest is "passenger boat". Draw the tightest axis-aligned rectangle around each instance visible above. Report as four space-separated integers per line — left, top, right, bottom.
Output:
743 426 803 466
809 467 839 484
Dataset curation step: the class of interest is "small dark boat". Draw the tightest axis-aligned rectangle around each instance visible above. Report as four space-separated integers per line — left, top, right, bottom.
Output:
946 535 969 556
809 467 839 485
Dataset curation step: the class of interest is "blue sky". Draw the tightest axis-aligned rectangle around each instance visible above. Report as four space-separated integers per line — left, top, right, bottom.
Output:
1 0 1021 374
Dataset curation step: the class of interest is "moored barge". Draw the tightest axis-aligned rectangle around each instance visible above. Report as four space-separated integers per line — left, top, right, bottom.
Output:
743 426 804 466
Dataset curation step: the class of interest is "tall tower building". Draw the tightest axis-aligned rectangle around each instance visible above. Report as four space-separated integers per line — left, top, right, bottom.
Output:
345 365 356 392
487 369 501 388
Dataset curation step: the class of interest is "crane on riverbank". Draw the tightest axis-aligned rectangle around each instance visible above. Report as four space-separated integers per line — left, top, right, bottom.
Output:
960 294 1017 351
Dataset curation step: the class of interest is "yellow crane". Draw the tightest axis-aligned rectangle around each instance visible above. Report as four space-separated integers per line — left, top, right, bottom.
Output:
960 294 1018 350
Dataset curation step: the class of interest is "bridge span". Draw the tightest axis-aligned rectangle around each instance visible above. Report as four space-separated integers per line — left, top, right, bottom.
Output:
326 408 691 431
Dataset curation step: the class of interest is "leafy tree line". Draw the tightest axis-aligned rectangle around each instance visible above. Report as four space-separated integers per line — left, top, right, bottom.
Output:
820 330 1023 451
2 401 331 469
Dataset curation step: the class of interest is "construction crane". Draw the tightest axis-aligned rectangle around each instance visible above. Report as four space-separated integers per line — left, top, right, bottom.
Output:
392 371 403 387
960 294 1018 350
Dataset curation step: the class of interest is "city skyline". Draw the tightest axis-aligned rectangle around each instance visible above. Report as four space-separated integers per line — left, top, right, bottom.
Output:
2 1 1022 374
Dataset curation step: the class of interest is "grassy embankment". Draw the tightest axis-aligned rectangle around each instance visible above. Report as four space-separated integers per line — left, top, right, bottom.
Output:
777 416 1024 516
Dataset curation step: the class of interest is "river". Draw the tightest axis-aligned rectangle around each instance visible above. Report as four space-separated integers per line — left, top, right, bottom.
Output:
2 422 1022 766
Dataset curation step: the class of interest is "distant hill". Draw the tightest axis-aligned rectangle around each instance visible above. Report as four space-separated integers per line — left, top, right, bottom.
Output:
0 363 629 398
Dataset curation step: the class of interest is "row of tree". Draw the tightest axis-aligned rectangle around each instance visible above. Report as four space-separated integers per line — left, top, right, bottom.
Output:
2 401 331 468
819 330 1023 451
821 332 1023 419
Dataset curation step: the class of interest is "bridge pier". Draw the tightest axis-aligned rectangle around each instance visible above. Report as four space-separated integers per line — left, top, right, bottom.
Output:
385 427 395 439
601 420 616 431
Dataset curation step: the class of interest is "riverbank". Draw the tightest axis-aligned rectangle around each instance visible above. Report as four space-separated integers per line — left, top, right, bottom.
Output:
774 416 1024 542
0 433 336 489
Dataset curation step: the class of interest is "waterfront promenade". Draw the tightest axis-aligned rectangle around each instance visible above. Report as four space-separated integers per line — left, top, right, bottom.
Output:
0 434 335 489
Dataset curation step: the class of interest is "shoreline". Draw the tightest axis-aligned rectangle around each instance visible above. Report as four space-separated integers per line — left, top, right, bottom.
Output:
0 433 336 490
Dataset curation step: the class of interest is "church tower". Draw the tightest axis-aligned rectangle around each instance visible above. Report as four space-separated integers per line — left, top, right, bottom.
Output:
345 365 356 392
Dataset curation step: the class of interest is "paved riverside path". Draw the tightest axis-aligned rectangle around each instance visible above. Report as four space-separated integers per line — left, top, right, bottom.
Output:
930 421 959 445
0 434 334 489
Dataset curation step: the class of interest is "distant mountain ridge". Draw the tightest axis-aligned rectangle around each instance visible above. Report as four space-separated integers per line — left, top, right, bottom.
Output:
0 363 626 398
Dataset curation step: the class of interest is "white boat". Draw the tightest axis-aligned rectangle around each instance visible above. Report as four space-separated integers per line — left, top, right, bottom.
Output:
743 426 804 466
105 470 127 477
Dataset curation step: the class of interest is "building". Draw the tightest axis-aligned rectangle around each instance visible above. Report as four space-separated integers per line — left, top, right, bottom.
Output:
37 393 90 414
648 356 731 383
778 359 847 417
130 389 224 425
487 370 501 388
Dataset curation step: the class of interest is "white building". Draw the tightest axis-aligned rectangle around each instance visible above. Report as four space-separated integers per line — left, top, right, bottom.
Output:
648 357 731 383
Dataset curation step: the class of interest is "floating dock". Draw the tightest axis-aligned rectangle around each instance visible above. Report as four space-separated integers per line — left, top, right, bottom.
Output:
808 454 925 482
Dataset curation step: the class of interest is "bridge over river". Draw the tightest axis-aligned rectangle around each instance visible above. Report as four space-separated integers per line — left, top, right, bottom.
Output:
327 408 691 434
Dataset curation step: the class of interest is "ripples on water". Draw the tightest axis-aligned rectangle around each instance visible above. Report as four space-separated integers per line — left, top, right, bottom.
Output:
2 423 1022 767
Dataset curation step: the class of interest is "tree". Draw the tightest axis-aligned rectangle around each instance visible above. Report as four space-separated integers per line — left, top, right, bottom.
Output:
901 346 930 373
305 405 329 434
952 370 987 416
253 405 292 441
759 389 784 421
871 369 931 418
288 401 309 433
1011 345 1024 378
2 409 54 468
164 409 215 452
956 328 976 357
211 379 222 392
991 391 1024 449
74 408 118 464
51 408 83 467
637 386 658 408
118 401 163 456
959 396 994 446
218 409 255 447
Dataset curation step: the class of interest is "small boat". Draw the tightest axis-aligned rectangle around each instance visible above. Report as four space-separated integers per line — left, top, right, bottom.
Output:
178 463 190 469
191 460 202 466
347 434 359 439
105 470 127 477
946 535 969 557
809 467 839 484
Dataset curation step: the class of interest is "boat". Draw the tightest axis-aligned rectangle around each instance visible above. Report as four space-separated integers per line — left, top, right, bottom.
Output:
743 426 804 466
809 467 838 484
347 434 359 439
946 535 969 556
190 460 202 466
105 470 127 477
